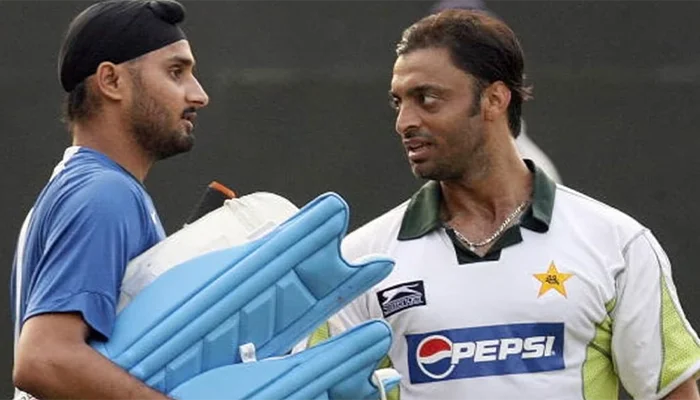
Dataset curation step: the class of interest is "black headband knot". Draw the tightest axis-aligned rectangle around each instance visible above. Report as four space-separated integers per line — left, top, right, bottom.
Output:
58 0 187 92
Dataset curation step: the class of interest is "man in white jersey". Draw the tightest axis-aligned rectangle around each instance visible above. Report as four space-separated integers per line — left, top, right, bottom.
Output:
11 1 209 398
307 8 700 400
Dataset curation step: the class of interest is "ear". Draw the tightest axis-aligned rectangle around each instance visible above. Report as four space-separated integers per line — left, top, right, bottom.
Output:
94 61 127 101
481 81 511 122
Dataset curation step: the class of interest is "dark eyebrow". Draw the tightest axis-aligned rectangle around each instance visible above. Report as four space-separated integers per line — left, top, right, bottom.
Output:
390 84 447 99
407 84 446 96
166 55 195 68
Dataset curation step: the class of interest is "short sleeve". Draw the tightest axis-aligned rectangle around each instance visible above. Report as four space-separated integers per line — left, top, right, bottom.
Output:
24 174 150 339
612 229 700 399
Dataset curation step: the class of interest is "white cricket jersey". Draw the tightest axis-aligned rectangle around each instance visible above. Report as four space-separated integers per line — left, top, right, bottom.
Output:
334 162 700 400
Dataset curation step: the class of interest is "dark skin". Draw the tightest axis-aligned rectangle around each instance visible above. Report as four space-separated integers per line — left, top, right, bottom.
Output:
13 40 208 399
72 40 208 182
389 46 699 399
14 313 169 399
390 47 531 257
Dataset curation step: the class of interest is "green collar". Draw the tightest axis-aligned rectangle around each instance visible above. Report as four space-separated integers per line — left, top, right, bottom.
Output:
398 160 556 240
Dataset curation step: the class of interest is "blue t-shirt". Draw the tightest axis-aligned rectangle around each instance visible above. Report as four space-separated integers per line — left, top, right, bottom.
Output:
11 146 165 340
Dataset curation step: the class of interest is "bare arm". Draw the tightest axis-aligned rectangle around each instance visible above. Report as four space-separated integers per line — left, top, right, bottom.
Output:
664 378 700 400
13 312 170 400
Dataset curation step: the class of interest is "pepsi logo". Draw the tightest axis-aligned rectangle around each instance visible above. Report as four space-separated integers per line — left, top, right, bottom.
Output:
416 335 456 379
407 323 566 384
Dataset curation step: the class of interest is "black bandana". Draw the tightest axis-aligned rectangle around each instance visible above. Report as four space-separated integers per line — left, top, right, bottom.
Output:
58 0 187 92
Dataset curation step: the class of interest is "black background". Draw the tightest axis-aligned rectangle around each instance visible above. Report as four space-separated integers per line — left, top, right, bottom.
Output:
1 1 698 396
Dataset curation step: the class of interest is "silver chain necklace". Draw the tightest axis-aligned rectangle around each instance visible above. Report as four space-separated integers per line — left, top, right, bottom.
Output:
445 200 529 252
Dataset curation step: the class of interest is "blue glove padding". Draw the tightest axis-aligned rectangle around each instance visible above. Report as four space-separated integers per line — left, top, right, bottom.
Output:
170 320 400 400
91 193 394 393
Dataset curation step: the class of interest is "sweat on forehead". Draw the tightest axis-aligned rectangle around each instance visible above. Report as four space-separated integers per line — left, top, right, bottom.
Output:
57 0 187 93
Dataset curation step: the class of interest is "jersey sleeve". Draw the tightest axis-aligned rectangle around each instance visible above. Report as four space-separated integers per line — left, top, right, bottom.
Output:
611 229 700 399
23 174 150 339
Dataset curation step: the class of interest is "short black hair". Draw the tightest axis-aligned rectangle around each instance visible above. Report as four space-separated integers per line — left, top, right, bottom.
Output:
62 80 100 126
397 9 532 136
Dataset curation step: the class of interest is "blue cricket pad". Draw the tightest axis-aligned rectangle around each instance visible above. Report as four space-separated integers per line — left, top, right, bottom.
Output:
90 193 394 393
169 320 396 400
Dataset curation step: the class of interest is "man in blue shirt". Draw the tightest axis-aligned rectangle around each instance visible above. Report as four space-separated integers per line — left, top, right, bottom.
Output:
11 1 209 398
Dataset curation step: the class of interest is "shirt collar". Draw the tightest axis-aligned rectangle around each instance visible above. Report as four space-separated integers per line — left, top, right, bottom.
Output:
397 159 556 240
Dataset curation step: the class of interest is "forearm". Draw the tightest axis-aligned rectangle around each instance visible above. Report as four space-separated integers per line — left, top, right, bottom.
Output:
663 378 700 400
14 341 169 400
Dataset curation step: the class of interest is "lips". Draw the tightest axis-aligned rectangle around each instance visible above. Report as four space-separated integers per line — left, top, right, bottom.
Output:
182 112 197 133
182 112 197 123
404 138 433 161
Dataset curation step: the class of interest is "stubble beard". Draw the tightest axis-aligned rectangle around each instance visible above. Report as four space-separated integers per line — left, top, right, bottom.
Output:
128 73 194 161
412 119 488 183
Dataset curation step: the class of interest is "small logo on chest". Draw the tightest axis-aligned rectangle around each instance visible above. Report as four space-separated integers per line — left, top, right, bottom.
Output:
533 261 574 298
377 280 427 317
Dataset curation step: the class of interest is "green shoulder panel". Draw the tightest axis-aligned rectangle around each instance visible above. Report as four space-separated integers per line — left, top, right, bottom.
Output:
658 275 700 392
582 299 619 400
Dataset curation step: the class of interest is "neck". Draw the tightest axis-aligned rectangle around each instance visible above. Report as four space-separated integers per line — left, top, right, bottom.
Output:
71 114 153 182
440 136 532 225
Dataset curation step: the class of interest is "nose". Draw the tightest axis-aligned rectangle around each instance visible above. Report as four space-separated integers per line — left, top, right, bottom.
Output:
395 104 420 137
187 76 210 108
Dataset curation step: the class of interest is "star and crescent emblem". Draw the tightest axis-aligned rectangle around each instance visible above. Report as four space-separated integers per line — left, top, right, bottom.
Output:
533 262 574 298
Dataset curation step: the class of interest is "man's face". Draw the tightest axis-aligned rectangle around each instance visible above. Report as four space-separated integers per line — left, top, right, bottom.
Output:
390 47 486 181
126 40 209 161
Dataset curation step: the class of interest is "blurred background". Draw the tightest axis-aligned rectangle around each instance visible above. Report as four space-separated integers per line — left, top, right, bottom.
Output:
1 0 699 396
